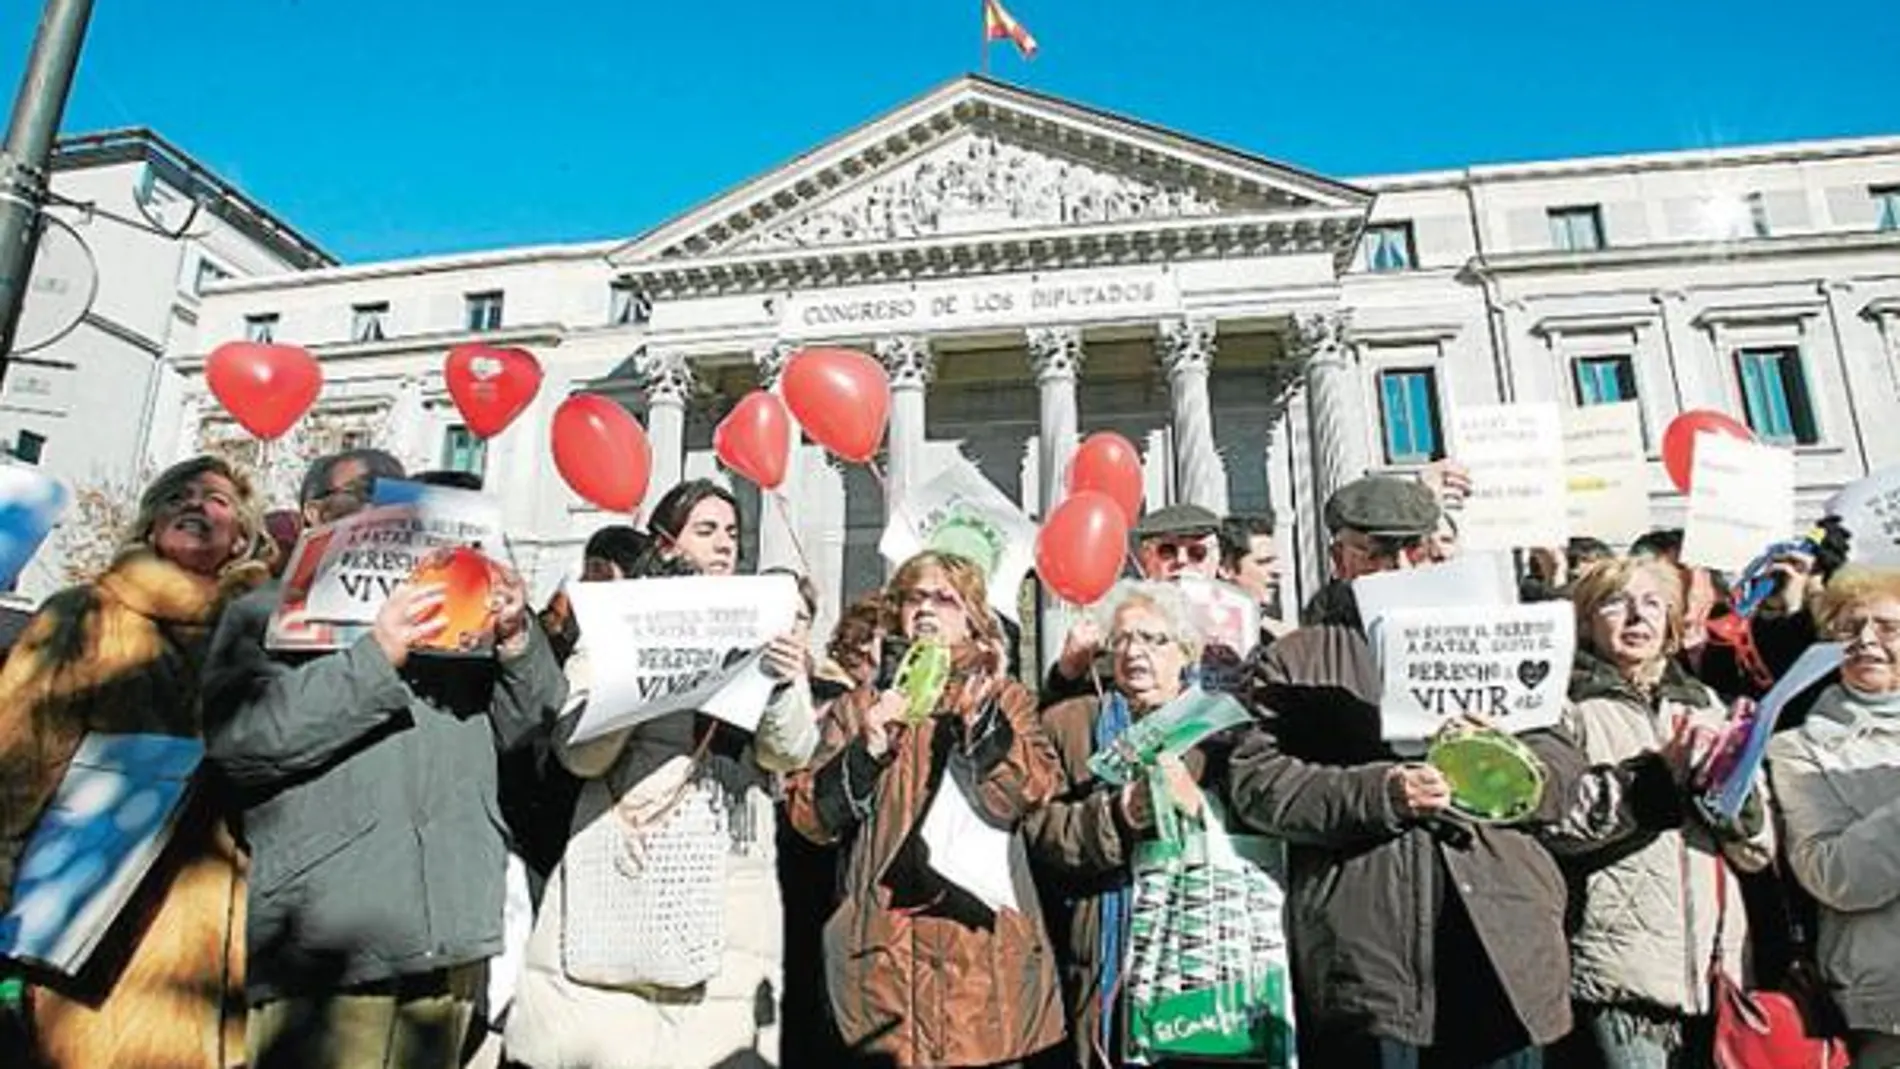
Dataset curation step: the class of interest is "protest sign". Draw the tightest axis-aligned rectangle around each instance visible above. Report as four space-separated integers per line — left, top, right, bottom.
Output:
1562 402 1651 544
566 574 800 743
1451 403 1568 552
1826 465 1900 566
1682 434 1795 572
880 457 1037 621
1702 642 1842 820
266 524 368 651
1174 578 1259 694
1372 601 1575 741
1352 552 1517 639
302 484 505 625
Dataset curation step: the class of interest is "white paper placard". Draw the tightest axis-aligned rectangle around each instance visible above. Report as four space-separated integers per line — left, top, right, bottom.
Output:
1374 601 1575 741
301 484 506 625
919 772 1020 913
1826 465 1900 565
1451 403 1569 552
1562 402 1652 545
566 575 799 742
879 456 1038 622
1352 552 1518 638
1681 434 1795 572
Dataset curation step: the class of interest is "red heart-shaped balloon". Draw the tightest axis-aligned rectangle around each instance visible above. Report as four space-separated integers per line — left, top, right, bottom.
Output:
1067 431 1145 526
715 390 792 490
551 394 652 513
781 347 890 464
1036 490 1131 606
445 344 543 439
205 341 322 440
1661 409 1756 493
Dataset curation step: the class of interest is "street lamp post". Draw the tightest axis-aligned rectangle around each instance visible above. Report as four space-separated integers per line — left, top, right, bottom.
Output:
0 0 97 391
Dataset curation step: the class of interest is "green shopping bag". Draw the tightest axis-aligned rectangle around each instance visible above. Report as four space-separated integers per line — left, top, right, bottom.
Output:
1123 766 1295 1066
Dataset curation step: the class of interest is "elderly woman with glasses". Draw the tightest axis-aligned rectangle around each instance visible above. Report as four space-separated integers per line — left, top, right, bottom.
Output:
0 456 275 1069
1024 581 1237 1068
786 551 1065 1069
1545 557 1774 1069
1767 566 1900 1069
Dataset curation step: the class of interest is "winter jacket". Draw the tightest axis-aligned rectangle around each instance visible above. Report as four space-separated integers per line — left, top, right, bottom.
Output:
1767 684 1900 1033
785 646 1067 1068
503 641 817 1068
1551 652 1772 1015
0 552 266 1069
202 581 566 1002
1022 693 1237 1069
1227 580 1589 1049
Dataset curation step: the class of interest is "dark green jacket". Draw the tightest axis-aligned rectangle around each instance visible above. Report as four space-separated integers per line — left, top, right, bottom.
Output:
203 582 566 1002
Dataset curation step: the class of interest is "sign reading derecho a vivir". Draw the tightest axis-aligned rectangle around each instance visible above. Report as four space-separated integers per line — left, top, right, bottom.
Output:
778 268 1181 339
1373 602 1575 741
566 575 800 744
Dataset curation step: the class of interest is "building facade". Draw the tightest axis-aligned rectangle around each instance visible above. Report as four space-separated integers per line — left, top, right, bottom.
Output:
3 129 333 596
157 76 1900 650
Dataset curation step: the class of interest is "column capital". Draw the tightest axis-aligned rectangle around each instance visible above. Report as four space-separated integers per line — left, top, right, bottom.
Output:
751 340 795 388
1026 326 1084 382
634 347 696 407
1288 310 1351 363
875 334 935 389
1157 317 1217 377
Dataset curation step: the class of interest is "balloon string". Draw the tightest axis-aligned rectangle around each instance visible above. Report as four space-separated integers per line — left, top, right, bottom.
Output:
865 458 890 501
770 491 813 577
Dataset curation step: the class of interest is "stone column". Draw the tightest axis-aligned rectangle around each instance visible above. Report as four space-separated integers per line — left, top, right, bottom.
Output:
1027 326 1084 517
635 347 695 521
1293 311 1369 514
751 341 800 571
875 334 934 515
1157 318 1227 513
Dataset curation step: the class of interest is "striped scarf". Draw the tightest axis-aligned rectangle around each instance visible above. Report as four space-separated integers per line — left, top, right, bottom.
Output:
1093 691 1133 1059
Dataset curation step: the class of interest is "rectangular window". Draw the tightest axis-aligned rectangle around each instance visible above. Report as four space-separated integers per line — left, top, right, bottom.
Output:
1548 205 1606 252
465 291 504 332
1873 185 1900 232
609 281 650 326
193 258 231 295
1377 368 1445 464
1745 192 1771 238
442 424 487 477
243 313 278 343
1734 347 1819 446
1573 355 1639 406
350 302 389 343
1361 221 1417 272
12 430 45 465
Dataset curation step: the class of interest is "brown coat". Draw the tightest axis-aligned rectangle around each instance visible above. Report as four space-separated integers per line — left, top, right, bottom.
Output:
0 551 263 1069
785 653 1067 1068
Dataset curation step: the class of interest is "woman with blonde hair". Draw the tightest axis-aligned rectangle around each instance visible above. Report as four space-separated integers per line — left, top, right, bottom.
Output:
1768 565 1900 1069
786 551 1065 1068
0 454 274 1069
1547 556 1774 1069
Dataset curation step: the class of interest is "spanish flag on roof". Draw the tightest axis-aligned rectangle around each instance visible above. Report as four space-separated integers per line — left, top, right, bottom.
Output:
983 0 1038 59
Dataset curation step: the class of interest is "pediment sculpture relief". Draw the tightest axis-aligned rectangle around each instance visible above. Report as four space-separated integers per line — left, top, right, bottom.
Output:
727 133 1234 252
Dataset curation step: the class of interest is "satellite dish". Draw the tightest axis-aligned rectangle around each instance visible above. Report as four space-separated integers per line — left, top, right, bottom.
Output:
11 212 99 355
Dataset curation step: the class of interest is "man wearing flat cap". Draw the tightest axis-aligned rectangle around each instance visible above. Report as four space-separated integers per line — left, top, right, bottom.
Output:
1223 475 1592 1068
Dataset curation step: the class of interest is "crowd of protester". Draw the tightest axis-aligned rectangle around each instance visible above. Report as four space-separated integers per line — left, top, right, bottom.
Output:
1 445 1897 1069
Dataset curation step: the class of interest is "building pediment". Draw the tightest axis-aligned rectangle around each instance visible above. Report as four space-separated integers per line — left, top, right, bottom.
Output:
609 75 1370 283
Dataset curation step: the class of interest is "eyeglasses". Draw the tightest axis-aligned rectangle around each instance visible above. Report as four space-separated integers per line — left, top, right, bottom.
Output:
1109 629 1175 652
320 476 374 503
1825 615 1900 643
1595 593 1671 621
1151 540 1211 565
900 587 964 612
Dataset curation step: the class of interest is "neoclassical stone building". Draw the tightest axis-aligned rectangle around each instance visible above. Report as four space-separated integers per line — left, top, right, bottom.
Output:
148 75 1900 654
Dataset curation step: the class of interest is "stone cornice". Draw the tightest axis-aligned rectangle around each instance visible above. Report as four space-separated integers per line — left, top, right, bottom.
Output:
620 208 1365 300
168 322 568 372
1465 229 1900 277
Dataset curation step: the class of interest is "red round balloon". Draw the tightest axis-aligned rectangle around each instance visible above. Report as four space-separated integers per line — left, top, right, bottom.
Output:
206 341 322 440
715 390 792 490
1036 490 1131 606
781 347 890 464
1661 409 1755 493
1067 432 1144 524
446 344 543 439
551 394 652 513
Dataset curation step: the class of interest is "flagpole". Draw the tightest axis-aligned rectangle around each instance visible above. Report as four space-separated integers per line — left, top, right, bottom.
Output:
980 0 990 75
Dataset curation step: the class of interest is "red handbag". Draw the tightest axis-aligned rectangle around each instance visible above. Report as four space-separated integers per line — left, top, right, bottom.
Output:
1710 864 1849 1069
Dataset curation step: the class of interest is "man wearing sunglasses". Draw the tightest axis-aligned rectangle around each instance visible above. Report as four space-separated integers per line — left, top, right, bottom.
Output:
1226 475 1590 1069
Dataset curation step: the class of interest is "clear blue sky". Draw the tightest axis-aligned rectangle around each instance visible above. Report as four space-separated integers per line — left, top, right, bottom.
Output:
5 0 1895 263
